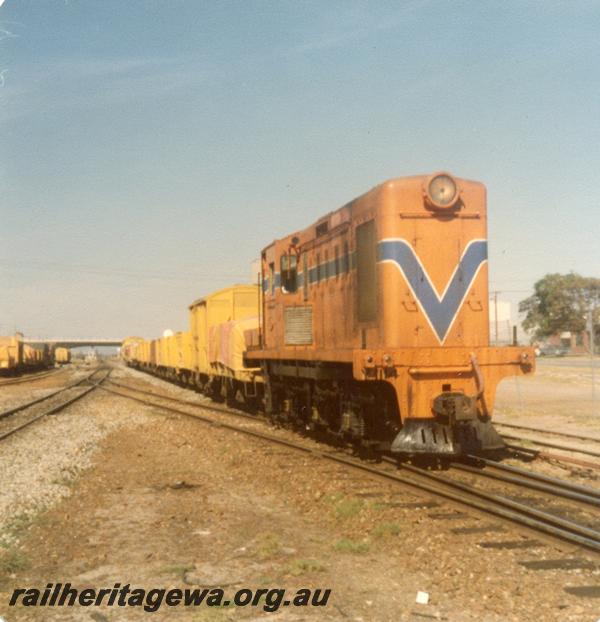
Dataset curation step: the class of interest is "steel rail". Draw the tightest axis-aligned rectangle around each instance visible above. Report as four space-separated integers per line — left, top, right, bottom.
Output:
465 455 600 499
0 368 104 421
504 443 600 471
449 461 600 507
0 368 65 386
384 458 600 546
502 434 600 460
105 378 265 424
0 369 110 443
107 377 600 503
101 382 600 553
495 420 600 444
111 377 600 489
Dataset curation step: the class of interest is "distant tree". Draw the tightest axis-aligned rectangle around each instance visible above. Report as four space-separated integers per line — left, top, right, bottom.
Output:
519 273 600 342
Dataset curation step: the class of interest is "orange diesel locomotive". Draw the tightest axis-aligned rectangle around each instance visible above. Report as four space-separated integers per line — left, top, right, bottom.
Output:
246 172 534 455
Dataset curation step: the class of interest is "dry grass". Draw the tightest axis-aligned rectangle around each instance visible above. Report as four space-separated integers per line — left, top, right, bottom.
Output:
286 558 327 576
0 547 29 574
253 532 282 561
325 494 364 521
371 521 401 539
332 538 370 554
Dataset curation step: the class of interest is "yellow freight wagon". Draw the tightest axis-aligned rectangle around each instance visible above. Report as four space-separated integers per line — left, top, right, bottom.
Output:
209 316 261 384
121 337 144 363
54 347 71 365
23 344 50 368
123 285 262 406
155 336 167 369
188 284 262 403
155 332 195 382
0 334 23 374
159 333 176 375
175 331 194 373
140 339 150 367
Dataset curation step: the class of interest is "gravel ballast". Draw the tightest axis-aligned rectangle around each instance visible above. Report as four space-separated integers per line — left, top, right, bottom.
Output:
0 387 146 549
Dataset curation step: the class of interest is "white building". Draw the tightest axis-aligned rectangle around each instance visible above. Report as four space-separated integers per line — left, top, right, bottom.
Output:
489 299 512 344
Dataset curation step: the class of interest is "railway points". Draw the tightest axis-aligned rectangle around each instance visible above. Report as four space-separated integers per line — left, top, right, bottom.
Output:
0 368 65 386
0 367 110 442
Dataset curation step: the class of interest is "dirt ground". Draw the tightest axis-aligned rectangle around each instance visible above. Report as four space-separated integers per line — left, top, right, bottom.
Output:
495 357 600 436
1 365 599 621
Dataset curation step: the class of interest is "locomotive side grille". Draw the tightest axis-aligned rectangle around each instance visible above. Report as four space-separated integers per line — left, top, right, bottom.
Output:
284 306 313 345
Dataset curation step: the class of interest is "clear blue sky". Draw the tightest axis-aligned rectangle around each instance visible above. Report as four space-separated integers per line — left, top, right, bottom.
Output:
1 0 599 338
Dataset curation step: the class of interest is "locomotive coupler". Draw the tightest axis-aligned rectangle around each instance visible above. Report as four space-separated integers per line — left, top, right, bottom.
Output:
391 391 504 455
432 391 478 424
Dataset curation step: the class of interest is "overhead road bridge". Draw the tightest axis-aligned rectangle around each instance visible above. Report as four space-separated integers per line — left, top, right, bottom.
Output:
23 339 123 348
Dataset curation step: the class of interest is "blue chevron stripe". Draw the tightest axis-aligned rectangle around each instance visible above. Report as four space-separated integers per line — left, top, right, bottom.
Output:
378 239 488 343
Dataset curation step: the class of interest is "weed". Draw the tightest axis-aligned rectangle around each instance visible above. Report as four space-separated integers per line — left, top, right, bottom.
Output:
332 538 370 554
192 608 234 622
218 444 230 456
228 454 245 467
371 521 401 539
254 533 281 560
255 575 277 587
6 512 34 534
325 495 364 521
287 558 327 576
5 508 48 539
160 564 194 578
51 476 74 487
0 548 29 574
370 501 389 511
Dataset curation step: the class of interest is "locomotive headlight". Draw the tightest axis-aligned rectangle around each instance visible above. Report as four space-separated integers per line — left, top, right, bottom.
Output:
424 172 460 209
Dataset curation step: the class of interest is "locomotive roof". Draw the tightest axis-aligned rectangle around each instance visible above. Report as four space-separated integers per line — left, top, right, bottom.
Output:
188 283 257 309
259 173 482 252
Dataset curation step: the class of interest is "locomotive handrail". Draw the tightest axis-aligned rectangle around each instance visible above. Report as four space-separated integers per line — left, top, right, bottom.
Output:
469 353 485 397
408 365 472 375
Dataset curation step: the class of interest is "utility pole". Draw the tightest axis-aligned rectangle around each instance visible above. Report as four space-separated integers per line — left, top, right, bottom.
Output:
589 308 597 416
491 290 499 345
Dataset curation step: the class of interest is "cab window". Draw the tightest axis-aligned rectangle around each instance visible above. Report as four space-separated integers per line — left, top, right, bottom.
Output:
316 253 321 283
280 253 298 294
343 240 350 274
334 246 340 278
269 262 275 295
302 252 308 300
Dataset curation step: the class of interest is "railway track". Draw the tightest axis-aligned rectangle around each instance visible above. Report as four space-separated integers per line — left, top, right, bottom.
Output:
501 434 600 460
103 374 600 555
458 455 600 506
498 437 600 473
0 367 65 386
0 367 110 443
496 420 600 445
491 420 600 470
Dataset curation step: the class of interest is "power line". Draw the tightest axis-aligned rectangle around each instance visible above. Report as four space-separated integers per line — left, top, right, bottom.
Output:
0 262 249 282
